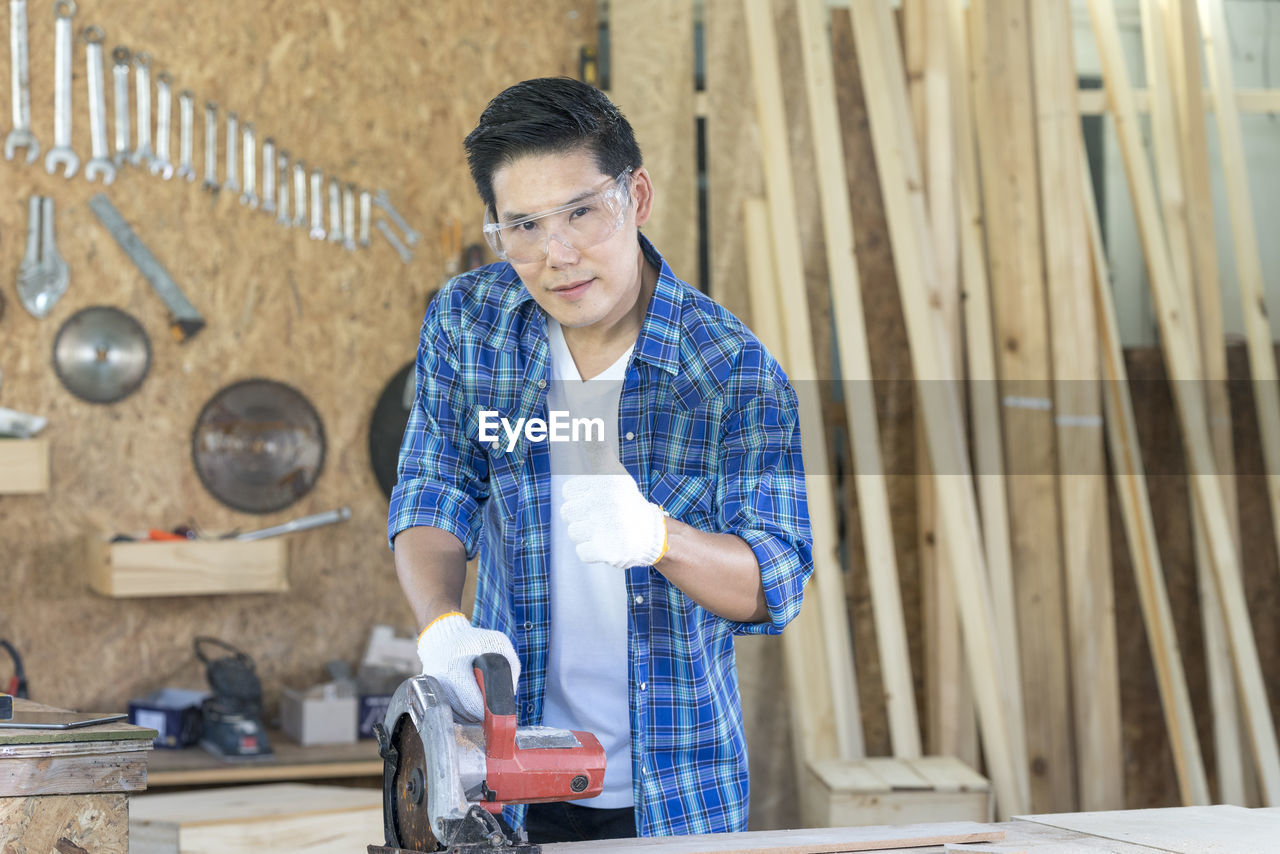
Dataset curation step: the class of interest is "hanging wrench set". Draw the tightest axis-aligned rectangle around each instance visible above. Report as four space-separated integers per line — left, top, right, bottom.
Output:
3 0 420 269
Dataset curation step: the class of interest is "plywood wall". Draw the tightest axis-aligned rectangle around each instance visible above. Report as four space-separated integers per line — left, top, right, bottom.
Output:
0 0 593 711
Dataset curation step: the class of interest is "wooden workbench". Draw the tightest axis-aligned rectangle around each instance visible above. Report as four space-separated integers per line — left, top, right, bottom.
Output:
542 805 1280 853
0 698 156 853
145 729 382 787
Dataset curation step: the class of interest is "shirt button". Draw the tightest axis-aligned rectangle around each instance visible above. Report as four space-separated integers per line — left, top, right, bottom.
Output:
538 379 547 389
526 703 534 714
625 431 635 441
640 682 647 691
523 621 533 631
634 595 644 605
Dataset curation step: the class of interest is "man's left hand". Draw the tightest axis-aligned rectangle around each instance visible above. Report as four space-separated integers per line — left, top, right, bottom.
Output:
560 469 668 569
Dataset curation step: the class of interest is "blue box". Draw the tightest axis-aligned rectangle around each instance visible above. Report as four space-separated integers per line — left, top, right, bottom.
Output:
358 693 393 740
128 689 208 749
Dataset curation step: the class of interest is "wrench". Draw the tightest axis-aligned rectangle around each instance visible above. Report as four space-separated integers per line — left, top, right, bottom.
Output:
150 71 173 178
44 0 78 177
373 189 420 246
176 89 194 181
376 219 413 264
239 121 257 207
342 183 356 251
260 137 276 214
327 177 342 244
292 159 307 229
275 149 290 226
359 188 371 248
110 45 130 165
16 197 67 317
129 51 153 166
308 167 325 240
224 111 239 192
82 27 114 184
5 0 39 163
201 100 218 192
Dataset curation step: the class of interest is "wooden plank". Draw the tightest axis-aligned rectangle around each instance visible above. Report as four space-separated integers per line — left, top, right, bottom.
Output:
1167 0 1249 806
908 0 976 769
0 792 128 854
795 0 920 760
705 0 765 324
542 821 1004 853
1146 0 1247 805
1197 0 1280 609
0 437 50 493
1029 0 1122 813
144 727 381 788
862 757 933 791
87 536 288 597
607 0 697 289
0 740 150 796
970 0 1074 814
906 756 992 794
847 0 1028 819
130 783 382 854
944 0 1025 770
1077 86 1280 114
1081 142 1211 806
1018 805 1280 853
742 0 863 761
1086 0 1280 804
743 195 839 797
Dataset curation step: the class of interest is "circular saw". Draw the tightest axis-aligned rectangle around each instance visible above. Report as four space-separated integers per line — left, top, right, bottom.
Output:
191 378 326 514
369 653 605 854
52 306 152 404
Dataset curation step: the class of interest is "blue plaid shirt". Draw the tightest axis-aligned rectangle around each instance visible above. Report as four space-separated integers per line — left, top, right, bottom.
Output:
388 235 812 836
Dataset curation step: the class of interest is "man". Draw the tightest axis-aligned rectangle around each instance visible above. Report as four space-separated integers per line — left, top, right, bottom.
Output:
388 77 812 842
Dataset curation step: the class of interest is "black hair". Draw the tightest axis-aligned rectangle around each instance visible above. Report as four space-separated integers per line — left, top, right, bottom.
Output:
464 77 643 211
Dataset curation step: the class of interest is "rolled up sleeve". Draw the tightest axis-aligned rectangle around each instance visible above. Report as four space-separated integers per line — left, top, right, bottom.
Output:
717 383 813 635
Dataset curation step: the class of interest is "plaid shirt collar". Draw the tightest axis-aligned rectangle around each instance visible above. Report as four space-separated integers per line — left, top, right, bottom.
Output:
502 233 683 378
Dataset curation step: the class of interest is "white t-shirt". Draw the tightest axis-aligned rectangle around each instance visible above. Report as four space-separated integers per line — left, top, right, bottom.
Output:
542 319 635 809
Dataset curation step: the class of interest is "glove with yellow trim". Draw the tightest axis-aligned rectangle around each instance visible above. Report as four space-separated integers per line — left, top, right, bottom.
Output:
416 613 521 722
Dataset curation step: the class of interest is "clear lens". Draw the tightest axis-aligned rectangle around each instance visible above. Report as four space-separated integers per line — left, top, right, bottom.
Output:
484 169 632 264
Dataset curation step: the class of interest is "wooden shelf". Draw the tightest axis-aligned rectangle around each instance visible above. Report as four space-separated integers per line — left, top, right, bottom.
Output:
144 730 382 787
0 438 49 494
85 535 288 598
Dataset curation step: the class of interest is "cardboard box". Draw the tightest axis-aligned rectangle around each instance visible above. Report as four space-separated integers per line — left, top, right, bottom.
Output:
281 685 358 746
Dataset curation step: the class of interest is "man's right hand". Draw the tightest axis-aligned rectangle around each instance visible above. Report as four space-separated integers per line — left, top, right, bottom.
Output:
416 613 521 722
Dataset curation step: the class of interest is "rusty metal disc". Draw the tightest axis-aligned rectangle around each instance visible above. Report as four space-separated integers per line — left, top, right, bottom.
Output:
52 306 152 404
191 378 326 514
389 714 441 851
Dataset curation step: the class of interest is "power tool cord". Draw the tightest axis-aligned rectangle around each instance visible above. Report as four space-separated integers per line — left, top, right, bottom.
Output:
0 639 29 699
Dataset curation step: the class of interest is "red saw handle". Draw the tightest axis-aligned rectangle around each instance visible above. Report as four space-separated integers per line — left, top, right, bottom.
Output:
472 653 606 809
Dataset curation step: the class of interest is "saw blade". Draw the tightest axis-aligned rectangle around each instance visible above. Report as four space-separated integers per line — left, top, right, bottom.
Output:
51 306 152 404
389 714 442 852
191 378 326 514
368 361 414 501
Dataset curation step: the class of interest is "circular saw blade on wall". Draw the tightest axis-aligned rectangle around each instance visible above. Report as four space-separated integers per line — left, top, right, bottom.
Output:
191 378 326 514
368 361 414 500
52 305 152 404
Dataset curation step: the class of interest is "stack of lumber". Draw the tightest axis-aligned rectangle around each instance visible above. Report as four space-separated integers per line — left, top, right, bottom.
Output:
715 0 1280 823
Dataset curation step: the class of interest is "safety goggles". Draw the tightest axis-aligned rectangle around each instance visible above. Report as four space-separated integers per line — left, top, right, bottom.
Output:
483 168 633 264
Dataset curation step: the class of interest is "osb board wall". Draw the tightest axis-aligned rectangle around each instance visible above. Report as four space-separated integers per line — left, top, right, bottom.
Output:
0 0 594 735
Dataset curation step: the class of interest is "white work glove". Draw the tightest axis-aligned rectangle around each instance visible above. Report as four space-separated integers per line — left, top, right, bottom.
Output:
560 465 669 570
416 613 521 722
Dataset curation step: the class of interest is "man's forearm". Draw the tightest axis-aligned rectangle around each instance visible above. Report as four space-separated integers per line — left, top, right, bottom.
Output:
394 526 469 628
656 519 768 623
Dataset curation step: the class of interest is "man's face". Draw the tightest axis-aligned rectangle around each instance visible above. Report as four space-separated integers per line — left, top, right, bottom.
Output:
489 148 652 333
